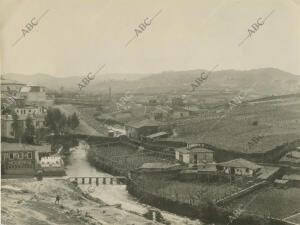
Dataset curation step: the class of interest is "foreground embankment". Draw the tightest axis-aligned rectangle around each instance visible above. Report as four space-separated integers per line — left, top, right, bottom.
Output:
1 178 162 225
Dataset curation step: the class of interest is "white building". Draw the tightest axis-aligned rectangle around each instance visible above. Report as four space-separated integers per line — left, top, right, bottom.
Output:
217 158 261 177
15 106 45 117
175 144 214 164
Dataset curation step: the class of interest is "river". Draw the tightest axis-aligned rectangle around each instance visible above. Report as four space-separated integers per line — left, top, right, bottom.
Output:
65 141 204 225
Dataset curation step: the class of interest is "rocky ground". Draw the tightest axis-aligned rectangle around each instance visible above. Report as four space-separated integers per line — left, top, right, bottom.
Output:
1 178 162 225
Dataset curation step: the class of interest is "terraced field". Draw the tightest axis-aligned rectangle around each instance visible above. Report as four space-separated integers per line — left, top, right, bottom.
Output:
168 96 300 153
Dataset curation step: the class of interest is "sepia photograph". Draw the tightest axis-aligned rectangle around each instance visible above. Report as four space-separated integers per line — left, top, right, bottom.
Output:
1 0 300 224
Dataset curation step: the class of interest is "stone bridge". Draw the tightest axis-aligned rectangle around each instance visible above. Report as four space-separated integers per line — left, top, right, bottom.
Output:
68 176 127 185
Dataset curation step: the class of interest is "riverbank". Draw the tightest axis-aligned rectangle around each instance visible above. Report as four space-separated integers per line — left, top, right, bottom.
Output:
66 141 203 225
1 178 165 225
85 142 293 225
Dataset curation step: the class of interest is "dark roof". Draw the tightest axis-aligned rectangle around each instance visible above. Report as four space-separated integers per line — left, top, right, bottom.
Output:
218 158 260 170
1 142 50 152
126 119 162 128
176 147 214 154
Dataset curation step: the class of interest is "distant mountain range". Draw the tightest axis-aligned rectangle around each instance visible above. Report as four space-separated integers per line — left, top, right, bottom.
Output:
3 68 300 97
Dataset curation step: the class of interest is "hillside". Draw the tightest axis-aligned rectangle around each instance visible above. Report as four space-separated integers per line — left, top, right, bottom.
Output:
167 95 300 153
3 68 300 96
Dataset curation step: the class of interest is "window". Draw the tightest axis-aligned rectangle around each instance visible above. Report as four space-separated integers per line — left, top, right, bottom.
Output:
27 152 32 159
18 153 23 159
193 154 198 163
9 153 13 159
179 153 183 162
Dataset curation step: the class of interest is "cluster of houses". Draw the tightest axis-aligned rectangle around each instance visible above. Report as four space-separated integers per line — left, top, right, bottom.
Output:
1 77 65 177
103 93 226 139
1 78 53 140
134 141 300 186
173 143 264 178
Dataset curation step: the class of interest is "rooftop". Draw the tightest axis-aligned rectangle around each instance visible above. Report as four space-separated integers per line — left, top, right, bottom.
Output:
126 119 163 128
1 142 51 153
146 132 168 138
176 146 214 154
280 151 300 164
282 174 300 181
217 158 261 170
0 78 25 86
139 162 181 169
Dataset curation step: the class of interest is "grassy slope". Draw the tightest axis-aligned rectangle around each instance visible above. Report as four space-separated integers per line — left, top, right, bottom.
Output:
168 96 300 153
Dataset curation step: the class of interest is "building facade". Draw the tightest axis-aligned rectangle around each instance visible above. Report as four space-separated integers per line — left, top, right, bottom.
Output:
125 119 162 139
1 112 45 139
175 145 214 164
1 143 39 175
20 85 53 106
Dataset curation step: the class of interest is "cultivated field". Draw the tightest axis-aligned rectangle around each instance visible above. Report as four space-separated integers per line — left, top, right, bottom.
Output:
89 144 171 171
134 173 244 206
167 96 300 153
226 185 300 219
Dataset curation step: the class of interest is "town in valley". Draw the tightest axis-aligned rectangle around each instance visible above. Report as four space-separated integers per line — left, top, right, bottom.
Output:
1 0 300 225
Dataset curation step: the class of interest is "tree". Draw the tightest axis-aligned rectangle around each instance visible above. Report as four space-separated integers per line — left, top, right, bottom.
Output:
66 113 79 130
70 113 80 129
22 116 35 144
45 108 68 134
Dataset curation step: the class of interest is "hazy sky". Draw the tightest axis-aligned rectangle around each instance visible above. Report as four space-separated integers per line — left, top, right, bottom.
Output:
1 0 300 78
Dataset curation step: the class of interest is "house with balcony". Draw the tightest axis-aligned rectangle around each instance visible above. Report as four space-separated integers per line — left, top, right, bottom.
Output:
1 142 39 175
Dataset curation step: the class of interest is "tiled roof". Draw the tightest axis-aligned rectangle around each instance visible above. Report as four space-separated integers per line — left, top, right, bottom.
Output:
217 158 260 170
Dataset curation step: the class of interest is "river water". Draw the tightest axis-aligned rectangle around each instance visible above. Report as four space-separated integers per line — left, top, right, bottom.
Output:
65 141 204 225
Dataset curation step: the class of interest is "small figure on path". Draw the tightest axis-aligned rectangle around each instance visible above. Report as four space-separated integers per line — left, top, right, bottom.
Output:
55 195 60 204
